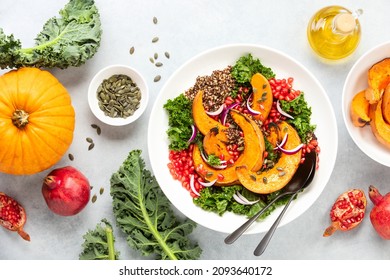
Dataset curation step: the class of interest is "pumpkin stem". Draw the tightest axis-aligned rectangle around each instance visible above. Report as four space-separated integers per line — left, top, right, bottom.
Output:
12 109 29 128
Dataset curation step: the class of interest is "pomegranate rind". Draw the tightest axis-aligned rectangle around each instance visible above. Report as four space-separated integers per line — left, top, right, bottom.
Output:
0 192 30 241
323 189 367 237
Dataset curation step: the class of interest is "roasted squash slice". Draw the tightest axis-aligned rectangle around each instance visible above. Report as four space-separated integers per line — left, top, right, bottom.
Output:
350 90 371 127
250 73 273 121
193 110 265 186
381 84 390 124
365 58 390 104
192 90 232 160
370 99 390 149
236 121 302 194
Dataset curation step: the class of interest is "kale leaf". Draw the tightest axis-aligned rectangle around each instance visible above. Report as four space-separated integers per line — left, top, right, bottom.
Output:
163 93 195 151
0 0 102 69
231 53 275 84
79 219 119 260
110 150 202 260
280 93 316 142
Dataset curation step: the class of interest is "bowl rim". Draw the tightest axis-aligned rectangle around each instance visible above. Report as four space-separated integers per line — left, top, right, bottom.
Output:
88 64 149 126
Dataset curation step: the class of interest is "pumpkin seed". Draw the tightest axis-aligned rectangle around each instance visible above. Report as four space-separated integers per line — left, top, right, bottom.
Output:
129 46 135 55
92 194 97 203
86 137 93 143
263 177 268 184
153 16 158 24
96 74 142 119
149 57 155 63
155 62 163 67
152 36 159 43
154 53 158 60
250 175 257 182
68 153 74 161
165 51 170 59
88 143 95 150
99 187 104 195
154 75 161 82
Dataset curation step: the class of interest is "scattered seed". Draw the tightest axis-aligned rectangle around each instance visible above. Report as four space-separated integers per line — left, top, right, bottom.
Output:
86 137 94 143
263 177 268 184
154 53 158 60
155 62 163 67
149 57 155 63
153 16 158 24
90 185 94 190
250 175 257 182
154 75 161 82
68 153 74 161
88 143 95 151
129 46 135 55
96 126 101 135
164 51 170 59
152 37 159 43
278 171 286 177
99 187 104 195
276 167 284 171
92 194 97 203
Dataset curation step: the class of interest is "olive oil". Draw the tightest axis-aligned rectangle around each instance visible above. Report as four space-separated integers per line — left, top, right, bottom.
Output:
307 6 362 60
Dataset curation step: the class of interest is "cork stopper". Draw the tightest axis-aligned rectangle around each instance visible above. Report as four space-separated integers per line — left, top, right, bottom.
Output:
334 13 356 34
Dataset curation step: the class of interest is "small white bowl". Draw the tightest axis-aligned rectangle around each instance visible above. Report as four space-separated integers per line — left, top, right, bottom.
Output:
88 65 149 126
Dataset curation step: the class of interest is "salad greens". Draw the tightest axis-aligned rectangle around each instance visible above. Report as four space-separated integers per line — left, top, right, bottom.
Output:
79 219 119 260
280 93 316 142
163 93 195 151
110 150 202 260
0 0 102 69
231 53 275 84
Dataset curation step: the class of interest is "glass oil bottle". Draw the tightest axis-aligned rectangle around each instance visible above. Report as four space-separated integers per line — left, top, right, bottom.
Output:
307 6 362 61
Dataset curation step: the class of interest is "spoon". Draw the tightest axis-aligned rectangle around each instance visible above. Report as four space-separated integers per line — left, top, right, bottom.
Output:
224 151 317 245
253 151 317 256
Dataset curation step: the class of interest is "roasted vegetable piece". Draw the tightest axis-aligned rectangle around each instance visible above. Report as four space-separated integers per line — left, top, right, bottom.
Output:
235 121 302 194
369 99 390 149
350 90 371 127
0 67 75 175
365 57 390 104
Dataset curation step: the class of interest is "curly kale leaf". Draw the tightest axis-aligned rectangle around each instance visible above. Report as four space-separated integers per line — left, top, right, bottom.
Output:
79 219 119 260
163 93 195 151
0 0 102 69
110 150 202 260
231 53 275 85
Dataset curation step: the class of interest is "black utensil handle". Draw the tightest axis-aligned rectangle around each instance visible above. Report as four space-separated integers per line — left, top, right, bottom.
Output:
224 192 290 244
253 192 298 256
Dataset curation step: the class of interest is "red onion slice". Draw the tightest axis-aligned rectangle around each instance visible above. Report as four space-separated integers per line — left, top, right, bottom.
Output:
276 143 303 155
206 104 225 116
200 149 227 169
274 133 288 150
233 191 259 205
189 174 200 197
220 103 239 125
246 93 261 115
187 125 197 143
198 178 217 187
276 100 294 119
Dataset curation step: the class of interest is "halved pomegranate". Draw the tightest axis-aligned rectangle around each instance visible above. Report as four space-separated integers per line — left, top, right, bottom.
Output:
0 192 30 241
323 189 366 237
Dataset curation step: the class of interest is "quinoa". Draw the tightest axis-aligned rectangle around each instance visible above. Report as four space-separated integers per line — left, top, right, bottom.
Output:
184 66 236 112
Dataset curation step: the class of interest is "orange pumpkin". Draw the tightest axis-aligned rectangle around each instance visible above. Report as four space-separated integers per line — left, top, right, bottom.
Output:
0 67 75 175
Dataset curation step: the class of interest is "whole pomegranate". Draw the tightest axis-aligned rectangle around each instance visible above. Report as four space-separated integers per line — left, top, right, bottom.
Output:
368 185 390 239
0 192 30 241
323 189 366 237
42 166 91 216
